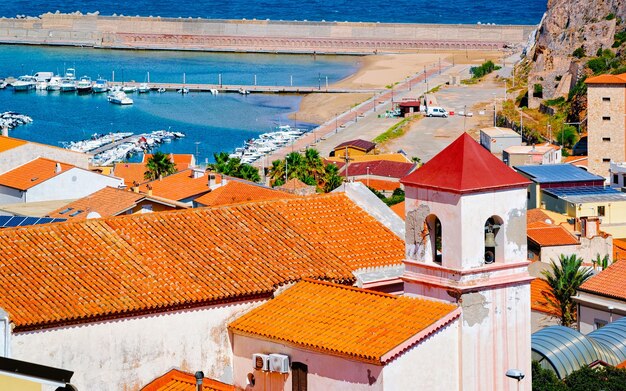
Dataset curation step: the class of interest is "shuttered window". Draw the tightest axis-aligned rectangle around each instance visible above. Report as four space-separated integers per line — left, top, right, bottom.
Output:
292 362 308 391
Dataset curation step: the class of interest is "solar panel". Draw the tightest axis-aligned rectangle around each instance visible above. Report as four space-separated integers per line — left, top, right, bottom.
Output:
0 216 67 228
514 164 604 183
544 186 626 203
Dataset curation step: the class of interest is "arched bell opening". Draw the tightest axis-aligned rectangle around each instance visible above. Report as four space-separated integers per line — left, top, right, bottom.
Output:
484 216 504 264
426 214 443 265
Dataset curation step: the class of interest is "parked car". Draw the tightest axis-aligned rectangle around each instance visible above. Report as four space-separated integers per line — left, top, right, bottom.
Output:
426 106 449 118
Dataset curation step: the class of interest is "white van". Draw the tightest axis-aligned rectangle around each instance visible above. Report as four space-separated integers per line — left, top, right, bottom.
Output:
426 106 449 118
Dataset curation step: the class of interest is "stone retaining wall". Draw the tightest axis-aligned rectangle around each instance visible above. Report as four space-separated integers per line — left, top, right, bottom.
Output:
0 13 536 54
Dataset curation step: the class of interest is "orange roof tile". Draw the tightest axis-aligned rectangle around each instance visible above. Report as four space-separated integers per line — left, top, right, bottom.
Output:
0 158 73 190
585 73 626 85
0 194 404 331
579 259 626 301
527 209 554 225
47 187 188 219
531 278 560 316
390 201 405 220
276 178 314 191
613 239 626 261
356 178 401 191
139 170 210 201
527 221 579 247
229 279 458 365
113 162 148 188
141 369 233 391
0 136 27 152
617 360 626 369
195 180 297 207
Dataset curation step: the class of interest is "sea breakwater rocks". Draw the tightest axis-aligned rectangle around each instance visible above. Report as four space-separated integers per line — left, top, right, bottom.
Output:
527 0 626 107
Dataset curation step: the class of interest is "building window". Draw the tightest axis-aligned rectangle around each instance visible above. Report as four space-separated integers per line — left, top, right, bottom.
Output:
595 319 608 330
603 137 611 142
292 362 308 391
614 174 619 184
602 97 611 102
598 206 605 216
603 116 611 121
603 158 611 162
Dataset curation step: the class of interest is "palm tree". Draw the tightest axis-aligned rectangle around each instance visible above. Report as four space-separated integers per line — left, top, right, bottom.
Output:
144 151 177 181
269 159 286 187
542 254 594 327
304 148 325 186
323 163 343 193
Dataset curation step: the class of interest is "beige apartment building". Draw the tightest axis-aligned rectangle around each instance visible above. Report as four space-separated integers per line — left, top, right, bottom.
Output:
586 73 626 177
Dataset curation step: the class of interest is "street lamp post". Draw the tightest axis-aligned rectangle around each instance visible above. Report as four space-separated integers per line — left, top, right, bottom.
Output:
335 113 339 133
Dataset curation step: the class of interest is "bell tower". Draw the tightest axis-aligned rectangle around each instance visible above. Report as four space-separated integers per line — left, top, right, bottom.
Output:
400 133 533 391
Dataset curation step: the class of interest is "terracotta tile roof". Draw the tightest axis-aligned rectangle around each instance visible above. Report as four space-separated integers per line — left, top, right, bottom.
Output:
342 160 415 179
585 73 626 85
334 139 376 152
113 163 149 187
563 156 588 167
527 221 579 247
195 180 297 207
390 201 405 220
618 360 626 369
531 278 560 316
141 369 233 391
579 259 626 301
0 158 73 190
0 194 404 330
0 136 27 153
527 209 554 225
229 279 458 365
276 178 313 191
326 153 412 164
401 133 531 194
47 187 188 219
356 178 401 191
139 169 210 201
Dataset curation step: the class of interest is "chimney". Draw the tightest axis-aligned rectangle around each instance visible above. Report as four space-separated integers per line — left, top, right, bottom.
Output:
147 183 153 196
55 162 62 174
581 216 600 239
190 168 205 179
169 153 175 163
1 127 7 137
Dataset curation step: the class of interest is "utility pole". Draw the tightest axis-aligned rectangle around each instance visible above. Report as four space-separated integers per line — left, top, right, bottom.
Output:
343 146 353 190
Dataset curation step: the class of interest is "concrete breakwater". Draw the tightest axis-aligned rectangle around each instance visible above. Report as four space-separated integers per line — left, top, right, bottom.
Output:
0 13 536 54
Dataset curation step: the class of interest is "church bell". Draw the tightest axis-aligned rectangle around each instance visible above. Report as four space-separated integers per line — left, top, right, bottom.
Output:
485 226 497 247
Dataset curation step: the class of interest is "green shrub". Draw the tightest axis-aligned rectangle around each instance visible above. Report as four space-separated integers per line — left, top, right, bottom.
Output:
573 47 586 58
470 60 497 79
606 13 616 20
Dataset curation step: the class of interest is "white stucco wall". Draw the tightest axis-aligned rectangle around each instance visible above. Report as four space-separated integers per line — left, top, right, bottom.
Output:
460 284 532 391
23 168 123 203
0 143 92 174
232 334 384 391
404 186 527 269
0 186 23 205
11 300 264 391
382 319 460 391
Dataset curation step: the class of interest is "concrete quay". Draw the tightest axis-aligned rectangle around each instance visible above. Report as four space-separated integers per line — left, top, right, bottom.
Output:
0 13 536 54
108 81 383 94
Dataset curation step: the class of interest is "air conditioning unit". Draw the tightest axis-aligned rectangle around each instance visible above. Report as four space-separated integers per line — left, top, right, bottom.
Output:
269 353 290 374
252 353 270 371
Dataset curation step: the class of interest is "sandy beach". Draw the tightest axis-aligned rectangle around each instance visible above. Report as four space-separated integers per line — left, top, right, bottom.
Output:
293 49 505 125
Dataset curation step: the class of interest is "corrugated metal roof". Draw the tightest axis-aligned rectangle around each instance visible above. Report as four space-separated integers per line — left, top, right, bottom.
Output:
514 164 604 184
543 186 626 203
531 318 626 378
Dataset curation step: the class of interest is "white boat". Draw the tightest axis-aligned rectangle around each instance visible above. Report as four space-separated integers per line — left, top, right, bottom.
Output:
76 76 92 93
210 88 219 95
157 87 166 93
92 79 108 93
12 75 36 91
46 76 62 91
122 85 137 93
177 87 189 94
60 79 76 92
35 81 48 90
138 83 150 93
0 80 6 89
238 88 250 95
107 91 134 105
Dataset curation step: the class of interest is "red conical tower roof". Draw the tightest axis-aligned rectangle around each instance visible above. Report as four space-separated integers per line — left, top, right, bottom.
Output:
401 133 530 194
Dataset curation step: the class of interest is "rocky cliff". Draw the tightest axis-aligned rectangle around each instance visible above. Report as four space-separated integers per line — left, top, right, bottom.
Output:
527 0 626 108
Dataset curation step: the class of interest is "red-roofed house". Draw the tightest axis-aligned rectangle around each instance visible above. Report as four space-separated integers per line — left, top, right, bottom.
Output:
574 260 626 334
530 278 560 332
0 157 123 205
333 139 376 158
138 168 211 205
141 369 233 391
0 135 92 174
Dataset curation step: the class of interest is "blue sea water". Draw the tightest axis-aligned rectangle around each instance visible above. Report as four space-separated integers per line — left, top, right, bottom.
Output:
0 1 548 162
0 46 359 162
3 0 547 25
